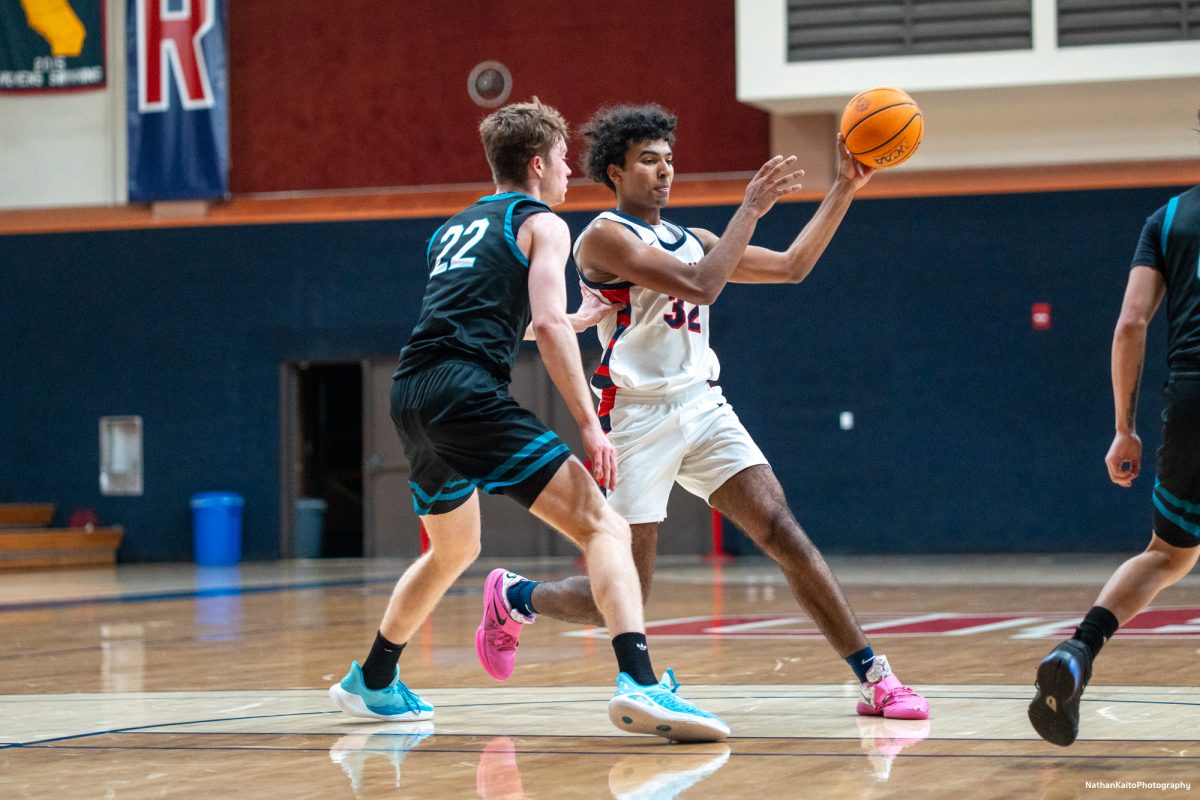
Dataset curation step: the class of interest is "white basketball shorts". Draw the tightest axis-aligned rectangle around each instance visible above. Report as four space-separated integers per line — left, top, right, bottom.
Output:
604 383 767 523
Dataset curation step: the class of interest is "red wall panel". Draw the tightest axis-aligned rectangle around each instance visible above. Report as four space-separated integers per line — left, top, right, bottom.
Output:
229 1 768 193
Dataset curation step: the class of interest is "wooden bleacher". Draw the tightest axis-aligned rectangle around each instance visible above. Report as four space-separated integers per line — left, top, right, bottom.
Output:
0 504 123 569
0 503 54 528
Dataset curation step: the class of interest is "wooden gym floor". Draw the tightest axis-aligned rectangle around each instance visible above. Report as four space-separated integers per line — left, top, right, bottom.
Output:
0 555 1197 799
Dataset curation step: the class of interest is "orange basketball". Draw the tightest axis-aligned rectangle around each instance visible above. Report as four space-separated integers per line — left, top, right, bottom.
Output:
840 87 923 169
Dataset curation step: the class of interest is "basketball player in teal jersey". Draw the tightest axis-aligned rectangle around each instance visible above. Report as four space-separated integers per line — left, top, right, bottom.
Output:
475 103 929 721
329 98 798 743
1029 138 1200 746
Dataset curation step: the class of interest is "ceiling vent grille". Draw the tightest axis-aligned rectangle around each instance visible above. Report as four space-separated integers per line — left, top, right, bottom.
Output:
787 0 1033 62
1058 0 1198 47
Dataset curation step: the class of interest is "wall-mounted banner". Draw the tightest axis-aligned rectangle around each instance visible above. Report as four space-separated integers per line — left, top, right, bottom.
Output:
127 0 228 202
0 0 106 93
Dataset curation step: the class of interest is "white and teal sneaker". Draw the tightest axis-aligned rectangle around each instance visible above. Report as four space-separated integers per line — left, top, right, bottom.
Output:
608 668 729 743
329 661 434 721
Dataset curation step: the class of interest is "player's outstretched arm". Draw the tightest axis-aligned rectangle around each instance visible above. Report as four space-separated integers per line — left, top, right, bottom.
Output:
728 135 875 285
525 213 618 489
577 155 804 306
1105 265 1165 487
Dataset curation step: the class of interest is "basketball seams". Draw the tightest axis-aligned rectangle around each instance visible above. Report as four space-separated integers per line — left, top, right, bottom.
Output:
843 102 916 141
847 113 922 157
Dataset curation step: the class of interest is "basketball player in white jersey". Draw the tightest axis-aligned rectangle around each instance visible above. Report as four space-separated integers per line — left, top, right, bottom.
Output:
476 103 929 720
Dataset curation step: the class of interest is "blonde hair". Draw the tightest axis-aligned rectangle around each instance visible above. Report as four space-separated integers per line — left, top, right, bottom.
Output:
479 97 569 186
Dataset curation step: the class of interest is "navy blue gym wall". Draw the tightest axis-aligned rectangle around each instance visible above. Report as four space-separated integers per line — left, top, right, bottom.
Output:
0 220 430 561
666 188 1173 555
0 185 1180 560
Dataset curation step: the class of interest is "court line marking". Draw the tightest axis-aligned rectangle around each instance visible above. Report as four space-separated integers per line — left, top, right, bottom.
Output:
0 578 391 613
18 729 1200 745
0 577 482 614
4 689 1199 749
9 743 1200 762
0 711 335 750
3 693 1196 707
2 689 1196 707
0 559 590 615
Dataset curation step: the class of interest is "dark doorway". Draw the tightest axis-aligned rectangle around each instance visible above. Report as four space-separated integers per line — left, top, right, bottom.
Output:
297 363 363 557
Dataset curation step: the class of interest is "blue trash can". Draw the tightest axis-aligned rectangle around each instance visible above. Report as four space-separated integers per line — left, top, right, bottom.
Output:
294 497 327 558
190 492 244 566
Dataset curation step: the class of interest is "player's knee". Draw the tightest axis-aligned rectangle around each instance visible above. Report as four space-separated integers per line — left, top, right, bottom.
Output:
592 517 632 551
465 537 483 564
758 508 815 561
429 534 481 568
1164 544 1200 580
601 508 632 547
570 503 629 549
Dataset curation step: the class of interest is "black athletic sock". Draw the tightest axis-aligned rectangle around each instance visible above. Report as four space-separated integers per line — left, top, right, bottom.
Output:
1071 606 1119 661
362 631 406 690
612 632 657 686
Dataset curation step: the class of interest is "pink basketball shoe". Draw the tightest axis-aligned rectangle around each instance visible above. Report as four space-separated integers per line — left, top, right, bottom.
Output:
475 569 534 681
855 655 930 720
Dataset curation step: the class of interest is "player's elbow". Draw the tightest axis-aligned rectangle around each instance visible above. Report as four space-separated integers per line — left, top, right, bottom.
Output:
1114 316 1150 340
782 247 818 283
685 279 721 306
784 267 810 285
678 289 717 306
531 314 568 340
787 257 818 284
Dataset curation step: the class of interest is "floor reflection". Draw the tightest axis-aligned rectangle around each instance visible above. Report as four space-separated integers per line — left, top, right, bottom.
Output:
607 744 731 800
475 736 524 800
193 566 243 641
99 622 146 693
328 722 435 791
855 716 932 782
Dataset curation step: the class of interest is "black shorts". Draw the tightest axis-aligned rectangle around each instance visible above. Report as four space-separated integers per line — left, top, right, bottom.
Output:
391 360 572 516
1152 374 1200 548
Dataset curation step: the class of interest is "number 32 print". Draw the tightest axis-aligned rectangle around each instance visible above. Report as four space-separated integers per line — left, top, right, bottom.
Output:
663 297 701 333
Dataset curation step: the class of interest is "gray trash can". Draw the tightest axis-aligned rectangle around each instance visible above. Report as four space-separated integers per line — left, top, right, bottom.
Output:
294 497 327 558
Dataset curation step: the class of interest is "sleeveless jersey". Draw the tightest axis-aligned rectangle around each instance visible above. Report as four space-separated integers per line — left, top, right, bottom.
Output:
574 210 719 421
395 192 550 382
1131 184 1200 372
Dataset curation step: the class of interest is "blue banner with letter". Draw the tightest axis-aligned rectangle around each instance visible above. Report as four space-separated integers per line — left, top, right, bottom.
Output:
126 0 228 201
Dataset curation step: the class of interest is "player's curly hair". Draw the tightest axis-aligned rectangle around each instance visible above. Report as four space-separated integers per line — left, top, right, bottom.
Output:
479 97 569 186
580 104 677 191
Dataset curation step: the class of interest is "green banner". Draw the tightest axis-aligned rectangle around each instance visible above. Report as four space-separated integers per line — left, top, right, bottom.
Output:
0 0 105 92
